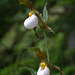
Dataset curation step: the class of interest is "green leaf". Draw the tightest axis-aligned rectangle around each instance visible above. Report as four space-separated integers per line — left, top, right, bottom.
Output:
34 10 55 34
43 3 48 22
20 67 37 75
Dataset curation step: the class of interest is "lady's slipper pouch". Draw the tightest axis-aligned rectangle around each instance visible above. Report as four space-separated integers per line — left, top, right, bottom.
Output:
24 13 38 29
37 62 50 75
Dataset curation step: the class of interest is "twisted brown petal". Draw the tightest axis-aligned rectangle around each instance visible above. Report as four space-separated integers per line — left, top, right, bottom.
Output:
19 0 35 10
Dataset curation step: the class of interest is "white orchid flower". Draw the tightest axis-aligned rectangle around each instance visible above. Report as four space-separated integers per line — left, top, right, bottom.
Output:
37 62 50 75
24 11 38 29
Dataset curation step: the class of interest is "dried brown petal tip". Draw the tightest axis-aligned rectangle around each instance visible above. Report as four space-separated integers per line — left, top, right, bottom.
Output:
19 0 35 10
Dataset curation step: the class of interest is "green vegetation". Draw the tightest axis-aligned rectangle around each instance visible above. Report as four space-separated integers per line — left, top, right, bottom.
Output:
0 0 75 75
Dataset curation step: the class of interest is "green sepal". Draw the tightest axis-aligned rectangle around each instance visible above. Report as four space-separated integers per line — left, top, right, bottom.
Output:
25 47 47 61
19 0 35 10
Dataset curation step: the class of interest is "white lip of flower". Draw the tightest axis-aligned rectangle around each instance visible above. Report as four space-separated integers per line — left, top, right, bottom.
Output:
24 12 38 29
37 62 50 75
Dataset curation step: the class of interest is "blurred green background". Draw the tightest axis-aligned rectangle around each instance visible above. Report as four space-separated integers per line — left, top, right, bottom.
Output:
0 0 75 75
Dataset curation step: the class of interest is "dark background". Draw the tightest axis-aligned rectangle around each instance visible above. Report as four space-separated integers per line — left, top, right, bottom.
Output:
0 0 75 75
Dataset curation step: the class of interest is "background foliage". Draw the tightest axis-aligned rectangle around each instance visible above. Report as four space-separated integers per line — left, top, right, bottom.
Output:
0 0 75 75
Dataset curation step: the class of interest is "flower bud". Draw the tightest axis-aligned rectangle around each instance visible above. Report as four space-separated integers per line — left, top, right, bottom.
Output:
24 14 38 29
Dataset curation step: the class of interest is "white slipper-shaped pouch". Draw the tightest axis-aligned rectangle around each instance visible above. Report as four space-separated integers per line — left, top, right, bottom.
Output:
37 62 50 75
24 14 38 29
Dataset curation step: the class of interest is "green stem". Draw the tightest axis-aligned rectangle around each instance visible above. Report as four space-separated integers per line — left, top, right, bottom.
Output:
44 31 52 75
44 31 49 62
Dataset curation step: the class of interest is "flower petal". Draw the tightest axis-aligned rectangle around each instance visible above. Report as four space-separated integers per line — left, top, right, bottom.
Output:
24 14 38 29
19 0 35 10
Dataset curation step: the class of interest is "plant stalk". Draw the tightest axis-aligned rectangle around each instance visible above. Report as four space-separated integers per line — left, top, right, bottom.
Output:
44 31 53 75
44 31 49 62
